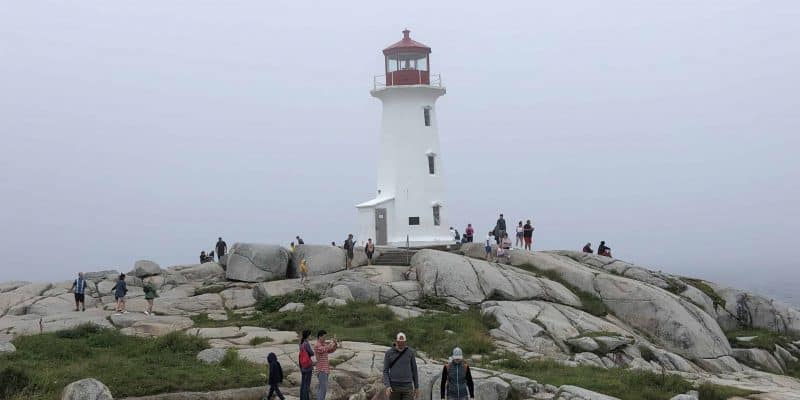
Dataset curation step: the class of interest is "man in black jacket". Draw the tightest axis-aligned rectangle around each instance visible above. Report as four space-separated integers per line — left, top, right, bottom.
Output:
383 332 419 400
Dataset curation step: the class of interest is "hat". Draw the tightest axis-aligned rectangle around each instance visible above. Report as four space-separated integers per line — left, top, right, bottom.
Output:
452 347 463 360
396 332 407 341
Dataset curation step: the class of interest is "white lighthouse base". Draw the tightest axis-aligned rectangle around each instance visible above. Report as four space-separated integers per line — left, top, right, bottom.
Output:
356 197 455 247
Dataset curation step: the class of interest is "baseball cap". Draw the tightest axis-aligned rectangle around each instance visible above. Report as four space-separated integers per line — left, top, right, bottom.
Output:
396 332 407 341
452 347 463 360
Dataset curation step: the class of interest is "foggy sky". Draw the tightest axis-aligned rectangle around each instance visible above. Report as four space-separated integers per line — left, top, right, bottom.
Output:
1 1 798 305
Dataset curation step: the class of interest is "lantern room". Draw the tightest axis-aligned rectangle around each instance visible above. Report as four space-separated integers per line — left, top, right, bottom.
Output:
383 29 431 86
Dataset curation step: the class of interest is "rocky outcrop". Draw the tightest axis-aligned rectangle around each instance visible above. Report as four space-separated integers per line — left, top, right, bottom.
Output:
62 378 113 400
554 385 620 400
0 341 15 353
732 348 785 374
291 245 347 278
129 260 162 278
168 263 225 282
118 387 264 400
413 250 582 308
225 243 289 282
196 348 228 364
713 285 800 336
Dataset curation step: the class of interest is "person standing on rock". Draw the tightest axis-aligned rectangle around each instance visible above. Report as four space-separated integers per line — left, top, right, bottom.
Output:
69 272 89 312
314 330 339 400
266 352 286 400
523 219 534 251
215 237 227 261
495 213 507 243
344 234 355 269
515 221 524 248
485 231 494 261
383 332 419 400
299 330 315 400
299 259 309 286
143 277 158 316
582 242 593 253
111 273 128 315
465 224 474 243
366 238 376 266
440 347 474 400
296 236 305 245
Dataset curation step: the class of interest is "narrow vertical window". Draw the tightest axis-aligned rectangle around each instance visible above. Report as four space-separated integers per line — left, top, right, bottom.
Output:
427 155 435 174
423 107 431 126
433 205 441 226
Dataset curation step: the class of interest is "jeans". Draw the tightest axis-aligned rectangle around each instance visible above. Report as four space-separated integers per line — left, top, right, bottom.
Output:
267 384 285 400
300 370 312 400
390 386 414 400
317 372 329 400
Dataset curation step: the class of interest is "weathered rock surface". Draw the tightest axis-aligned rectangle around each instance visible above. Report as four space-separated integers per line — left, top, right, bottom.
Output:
196 348 228 364
226 243 289 282
0 341 16 353
118 316 194 337
129 260 162 278
62 378 113 400
279 302 305 312
554 385 620 400
291 245 346 277
220 288 257 309
168 263 225 282
714 285 800 336
118 387 266 400
732 348 785 374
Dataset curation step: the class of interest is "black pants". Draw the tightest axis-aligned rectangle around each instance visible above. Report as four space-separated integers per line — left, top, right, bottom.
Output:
267 384 284 400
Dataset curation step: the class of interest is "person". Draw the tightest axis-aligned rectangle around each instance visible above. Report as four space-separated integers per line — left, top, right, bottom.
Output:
598 241 612 257
314 330 339 400
440 347 474 400
299 259 309 285
298 330 315 400
495 214 507 240
465 224 474 243
383 332 419 400
69 272 89 312
143 277 158 315
111 273 128 315
200 251 207 263
523 220 534 251
515 221 524 248
343 234 355 269
266 352 285 400
365 238 375 266
296 236 305 245
485 231 493 261
331 241 336 246
449 227 460 242
460 234 468 244
501 233 512 250
582 242 593 254
215 237 227 261
289 242 296 252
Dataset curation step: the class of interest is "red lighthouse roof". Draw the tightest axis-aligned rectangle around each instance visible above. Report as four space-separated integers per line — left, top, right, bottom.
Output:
383 29 431 55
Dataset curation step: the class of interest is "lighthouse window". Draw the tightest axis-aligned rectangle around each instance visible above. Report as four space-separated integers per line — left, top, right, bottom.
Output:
427 155 436 174
432 206 441 226
408 217 420 226
423 107 431 126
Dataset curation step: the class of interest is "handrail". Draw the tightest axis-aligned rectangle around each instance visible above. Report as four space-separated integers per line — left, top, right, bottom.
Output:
373 73 442 90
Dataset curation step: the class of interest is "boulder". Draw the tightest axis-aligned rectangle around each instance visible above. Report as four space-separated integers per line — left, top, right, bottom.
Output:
220 288 257 309
61 378 113 400
0 341 16 354
566 337 599 353
327 285 355 302
129 260 162 278
554 385 620 400
279 302 305 313
226 243 289 282
732 348 785 374
714 286 800 336
475 377 511 400
0 283 52 315
169 263 225 282
197 348 228 364
291 245 347 278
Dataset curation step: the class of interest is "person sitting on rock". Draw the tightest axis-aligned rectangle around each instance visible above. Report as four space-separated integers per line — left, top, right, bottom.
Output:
582 243 593 254
598 241 612 257
200 251 207 263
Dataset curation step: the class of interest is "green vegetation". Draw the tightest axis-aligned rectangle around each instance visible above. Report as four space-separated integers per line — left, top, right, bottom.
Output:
664 278 687 295
255 290 321 313
515 264 608 317
249 336 273 346
725 328 794 351
696 383 756 400
417 295 460 312
639 345 656 362
681 278 726 309
0 325 262 400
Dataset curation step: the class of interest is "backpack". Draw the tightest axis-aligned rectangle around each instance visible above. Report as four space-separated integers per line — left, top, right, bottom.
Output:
299 346 312 369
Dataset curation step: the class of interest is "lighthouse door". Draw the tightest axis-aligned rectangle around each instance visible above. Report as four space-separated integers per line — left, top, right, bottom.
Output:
375 208 387 245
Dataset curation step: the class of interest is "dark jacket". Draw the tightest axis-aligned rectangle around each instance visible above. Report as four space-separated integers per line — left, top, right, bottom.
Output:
268 352 284 385
440 361 474 399
383 345 418 389
111 279 127 298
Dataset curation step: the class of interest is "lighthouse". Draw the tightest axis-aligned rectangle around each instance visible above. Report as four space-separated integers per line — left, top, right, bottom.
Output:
356 29 452 247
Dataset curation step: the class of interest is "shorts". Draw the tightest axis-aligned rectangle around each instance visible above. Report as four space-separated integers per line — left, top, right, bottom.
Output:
115 295 125 301
366 252 374 259
485 245 492 254
524 237 532 244
516 232 523 238
74 293 85 302
346 251 354 260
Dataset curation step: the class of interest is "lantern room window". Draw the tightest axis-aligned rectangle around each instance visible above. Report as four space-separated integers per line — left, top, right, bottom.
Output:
386 52 429 72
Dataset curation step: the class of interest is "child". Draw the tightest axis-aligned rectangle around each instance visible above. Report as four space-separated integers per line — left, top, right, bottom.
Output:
267 352 285 400
299 259 309 285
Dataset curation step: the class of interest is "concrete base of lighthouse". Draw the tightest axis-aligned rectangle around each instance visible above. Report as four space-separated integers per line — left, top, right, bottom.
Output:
356 197 455 247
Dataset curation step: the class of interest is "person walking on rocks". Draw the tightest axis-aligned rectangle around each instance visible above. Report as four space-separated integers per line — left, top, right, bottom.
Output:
365 238 375 266
344 234 355 269
299 330 315 400
383 332 419 400
143 277 158 315
111 273 128 315
523 219 534 251
440 347 474 400
515 221 524 248
266 352 286 400
215 237 227 261
464 224 474 243
69 272 89 312
314 330 339 400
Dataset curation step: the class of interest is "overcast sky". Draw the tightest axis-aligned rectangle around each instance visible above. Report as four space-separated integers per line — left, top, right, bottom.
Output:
1 1 798 304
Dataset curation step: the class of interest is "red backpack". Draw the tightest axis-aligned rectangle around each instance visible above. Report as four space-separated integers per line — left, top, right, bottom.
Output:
299 346 312 369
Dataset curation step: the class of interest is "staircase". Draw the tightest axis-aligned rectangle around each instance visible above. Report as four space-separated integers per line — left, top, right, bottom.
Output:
373 249 417 266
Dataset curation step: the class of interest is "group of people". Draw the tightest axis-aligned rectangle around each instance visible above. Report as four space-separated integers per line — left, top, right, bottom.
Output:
200 237 228 264
582 241 612 257
264 330 473 400
68 271 159 316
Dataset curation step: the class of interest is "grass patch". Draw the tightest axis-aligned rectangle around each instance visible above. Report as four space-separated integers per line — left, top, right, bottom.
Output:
249 336 273 346
515 264 608 317
725 328 795 351
697 383 756 400
664 278 687 295
0 324 263 399
418 295 460 312
681 278 726 309
194 284 226 296
256 290 321 313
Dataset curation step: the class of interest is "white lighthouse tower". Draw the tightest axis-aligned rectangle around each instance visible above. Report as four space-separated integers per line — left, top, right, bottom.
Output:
356 29 452 247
